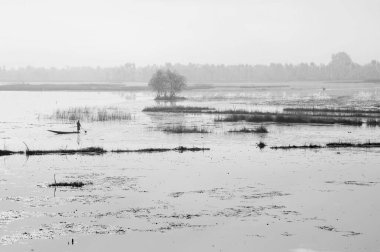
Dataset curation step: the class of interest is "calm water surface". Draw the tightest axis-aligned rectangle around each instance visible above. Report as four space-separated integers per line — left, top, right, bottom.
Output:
1 82 380 251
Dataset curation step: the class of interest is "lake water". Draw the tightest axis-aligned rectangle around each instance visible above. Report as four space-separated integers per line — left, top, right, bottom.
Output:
1 82 380 252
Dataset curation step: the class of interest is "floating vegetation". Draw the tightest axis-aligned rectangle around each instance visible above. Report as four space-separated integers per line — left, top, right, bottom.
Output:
48 181 89 188
112 148 171 153
241 191 290 199
326 142 380 148
142 106 212 113
26 147 106 156
162 125 210 134
112 146 210 153
0 150 23 156
271 141 380 150
317 225 336 232
343 181 379 186
48 174 92 188
169 192 185 198
271 144 322 150
1 146 210 157
50 107 132 122
316 225 361 237
228 125 268 133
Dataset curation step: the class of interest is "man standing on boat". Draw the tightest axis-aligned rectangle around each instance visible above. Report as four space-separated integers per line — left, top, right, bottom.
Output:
76 120 81 132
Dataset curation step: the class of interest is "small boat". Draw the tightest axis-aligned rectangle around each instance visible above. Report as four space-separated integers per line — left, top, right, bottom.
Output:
48 130 80 134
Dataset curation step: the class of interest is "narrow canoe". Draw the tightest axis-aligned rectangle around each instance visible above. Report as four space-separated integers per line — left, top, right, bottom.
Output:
48 130 80 134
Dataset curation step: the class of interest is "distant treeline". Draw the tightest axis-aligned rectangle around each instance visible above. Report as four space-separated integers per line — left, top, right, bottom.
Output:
0 52 379 83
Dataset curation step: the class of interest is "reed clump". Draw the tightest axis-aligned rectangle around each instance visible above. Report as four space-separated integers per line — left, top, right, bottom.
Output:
25 147 106 156
0 150 24 156
326 142 380 148
143 106 377 126
366 119 380 127
1 146 210 156
111 146 210 153
216 114 363 126
143 106 212 113
162 125 210 134
283 107 380 114
50 107 132 122
228 125 268 133
271 141 380 150
271 144 322 150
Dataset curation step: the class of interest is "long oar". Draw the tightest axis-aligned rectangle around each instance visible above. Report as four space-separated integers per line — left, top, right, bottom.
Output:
73 125 87 133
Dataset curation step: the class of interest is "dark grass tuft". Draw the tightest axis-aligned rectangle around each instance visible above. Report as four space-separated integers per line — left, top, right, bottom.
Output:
326 142 380 148
271 142 380 150
254 125 269 133
228 125 268 133
112 148 171 153
0 150 24 156
48 181 91 188
271 144 322 150
173 146 210 152
257 141 266 149
162 125 210 134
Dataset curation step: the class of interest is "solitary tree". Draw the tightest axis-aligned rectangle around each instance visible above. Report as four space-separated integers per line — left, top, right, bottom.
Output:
329 52 354 79
148 70 168 97
148 69 187 99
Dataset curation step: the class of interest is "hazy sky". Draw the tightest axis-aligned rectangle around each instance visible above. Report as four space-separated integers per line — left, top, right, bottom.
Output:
0 0 379 67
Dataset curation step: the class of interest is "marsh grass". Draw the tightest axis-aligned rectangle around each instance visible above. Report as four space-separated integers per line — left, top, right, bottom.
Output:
50 107 132 122
271 142 380 150
143 106 378 126
112 148 171 153
228 125 268 133
1 146 210 156
216 114 363 126
154 96 186 101
366 119 380 127
326 142 380 148
0 150 24 156
284 107 380 114
271 144 322 150
143 106 212 113
111 146 210 153
25 147 106 156
162 125 210 134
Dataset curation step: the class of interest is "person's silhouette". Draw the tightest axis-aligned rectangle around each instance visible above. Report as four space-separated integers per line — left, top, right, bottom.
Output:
76 120 81 132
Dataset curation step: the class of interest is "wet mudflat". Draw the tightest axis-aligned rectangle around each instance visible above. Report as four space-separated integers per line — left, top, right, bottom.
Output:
1 82 380 252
